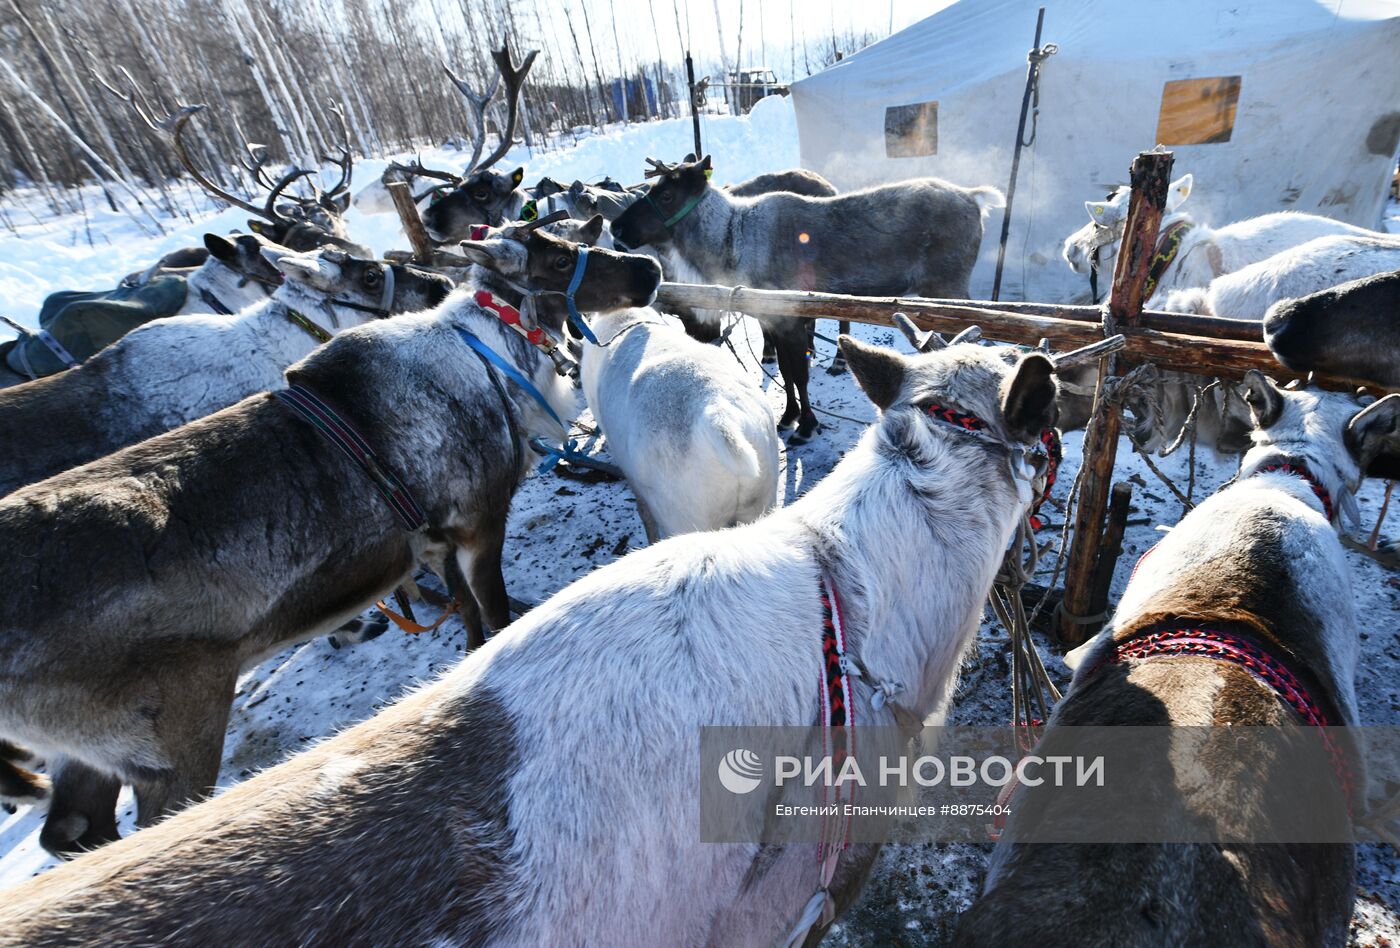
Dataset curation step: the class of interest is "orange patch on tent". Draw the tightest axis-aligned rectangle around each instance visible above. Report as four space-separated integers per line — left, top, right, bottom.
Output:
1156 76 1243 145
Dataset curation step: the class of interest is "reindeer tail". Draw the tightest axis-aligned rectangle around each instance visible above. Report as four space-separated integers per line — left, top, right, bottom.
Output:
970 186 1007 216
701 404 763 480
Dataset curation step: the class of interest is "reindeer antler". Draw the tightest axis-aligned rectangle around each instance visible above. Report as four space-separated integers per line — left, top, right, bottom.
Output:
92 62 295 224
444 37 539 176
643 157 683 179
320 102 353 200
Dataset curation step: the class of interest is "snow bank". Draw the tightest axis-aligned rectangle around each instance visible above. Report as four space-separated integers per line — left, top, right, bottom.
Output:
0 99 801 331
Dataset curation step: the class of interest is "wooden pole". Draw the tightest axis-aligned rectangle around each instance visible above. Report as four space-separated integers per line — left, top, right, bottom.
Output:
1086 482 1134 628
651 282 1371 389
991 7 1049 301
1057 150 1174 645
386 179 435 265
686 52 703 157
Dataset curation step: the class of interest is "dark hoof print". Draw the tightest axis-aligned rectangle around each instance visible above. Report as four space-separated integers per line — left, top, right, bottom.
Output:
826 359 848 376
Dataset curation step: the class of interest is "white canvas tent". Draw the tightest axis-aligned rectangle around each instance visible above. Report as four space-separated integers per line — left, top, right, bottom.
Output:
790 0 1400 303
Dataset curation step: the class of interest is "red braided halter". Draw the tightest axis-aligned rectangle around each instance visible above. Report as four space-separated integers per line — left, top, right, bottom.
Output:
921 400 1060 529
1255 460 1335 522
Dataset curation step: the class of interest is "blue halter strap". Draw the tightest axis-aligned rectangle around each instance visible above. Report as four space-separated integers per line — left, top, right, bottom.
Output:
455 328 565 430
564 246 600 345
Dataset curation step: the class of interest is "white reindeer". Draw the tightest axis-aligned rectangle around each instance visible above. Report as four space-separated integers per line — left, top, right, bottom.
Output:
580 308 779 541
1064 174 1375 303
0 334 1060 944
1159 232 1400 321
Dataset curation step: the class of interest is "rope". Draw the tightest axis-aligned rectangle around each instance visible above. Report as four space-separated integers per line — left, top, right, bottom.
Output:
737 315 877 427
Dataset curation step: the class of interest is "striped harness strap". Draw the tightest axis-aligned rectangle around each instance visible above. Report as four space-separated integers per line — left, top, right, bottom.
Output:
922 399 1058 524
283 307 333 344
1142 219 1193 299
0 314 80 371
274 383 427 531
785 575 855 947
474 290 548 348
1099 625 1354 814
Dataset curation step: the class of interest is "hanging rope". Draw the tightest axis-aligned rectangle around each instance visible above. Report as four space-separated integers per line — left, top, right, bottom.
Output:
1019 43 1059 148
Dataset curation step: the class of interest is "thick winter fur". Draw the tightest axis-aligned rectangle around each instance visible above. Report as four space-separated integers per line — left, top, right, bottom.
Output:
1169 233 1400 321
1265 268 1400 389
612 155 1003 440
1064 174 1373 301
580 308 779 541
0 282 593 857
956 379 1369 948
0 339 1057 944
0 249 451 497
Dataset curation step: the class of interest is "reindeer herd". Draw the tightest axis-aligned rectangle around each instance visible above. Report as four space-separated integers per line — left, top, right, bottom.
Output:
1 40 1399 946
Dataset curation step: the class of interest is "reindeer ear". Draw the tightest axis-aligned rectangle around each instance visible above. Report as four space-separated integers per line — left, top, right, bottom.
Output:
840 335 906 411
1346 394 1400 477
1084 200 1117 224
511 167 525 188
247 218 269 237
204 233 238 263
580 214 605 243
698 155 713 174
1002 354 1058 440
1238 370 1285 429
1166 173 1193 211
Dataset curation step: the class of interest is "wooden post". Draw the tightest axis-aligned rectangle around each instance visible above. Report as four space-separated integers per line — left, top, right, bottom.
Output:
1086 482 1134 625
1056 150 1174 645
686 52 703 158
386 179 435 265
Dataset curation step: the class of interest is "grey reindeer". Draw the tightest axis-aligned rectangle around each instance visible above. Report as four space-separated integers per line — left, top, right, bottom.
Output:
611 155 1004 443
0 226 660 858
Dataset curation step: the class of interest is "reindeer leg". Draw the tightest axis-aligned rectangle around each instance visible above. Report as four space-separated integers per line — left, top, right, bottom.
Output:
462 520 511 648
760 327 777 365
774 330 802 430
826 320 850 375
132 664 235 826
781 326 820 444
38 759 121 858
445 548 488 650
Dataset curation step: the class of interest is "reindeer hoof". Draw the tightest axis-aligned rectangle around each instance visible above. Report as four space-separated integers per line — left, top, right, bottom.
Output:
327 613 390 650
788 415 821 445
826 358 848 376
777 410 800 430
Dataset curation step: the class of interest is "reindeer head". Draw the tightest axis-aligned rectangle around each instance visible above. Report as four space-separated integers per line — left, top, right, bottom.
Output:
456 214 661 324
1062 174 1193 276
421 166 527 241
1235 371 1388 523
837 332 1059 509
611 155 713 250
1265 269 1400 391
202 232 284 289
261 247 452 316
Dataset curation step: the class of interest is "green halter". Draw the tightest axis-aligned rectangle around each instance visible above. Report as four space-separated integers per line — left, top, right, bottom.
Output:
646 189 706 228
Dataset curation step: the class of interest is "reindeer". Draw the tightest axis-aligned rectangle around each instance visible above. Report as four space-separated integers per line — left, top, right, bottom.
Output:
955 373 1382 947
0 247 450 499
1063 174 1374 305
97 65 369 256
0 333 1060 944
1159 232 1400 322
0 225 659 858
579 308 779 541
1265 267 1400 389
611 155 1004 443
417 41 540 242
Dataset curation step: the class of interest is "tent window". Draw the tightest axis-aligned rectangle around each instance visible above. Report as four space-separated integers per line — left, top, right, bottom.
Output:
885 101 938 158
1155 76 1242 145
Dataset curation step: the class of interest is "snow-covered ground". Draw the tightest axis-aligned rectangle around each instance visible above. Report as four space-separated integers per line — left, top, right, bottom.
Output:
1 97 1397 943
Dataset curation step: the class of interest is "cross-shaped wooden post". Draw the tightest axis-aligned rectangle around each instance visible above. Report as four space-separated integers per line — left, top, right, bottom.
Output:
1057 149 1175 645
